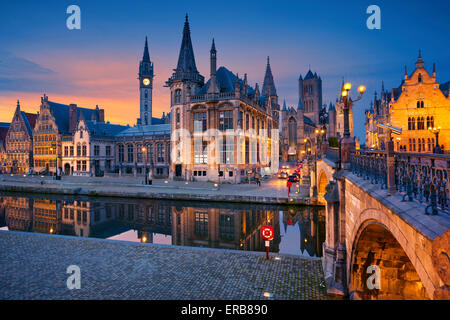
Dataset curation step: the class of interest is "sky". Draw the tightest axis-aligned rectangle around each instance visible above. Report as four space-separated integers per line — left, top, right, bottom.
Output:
1 0 450 142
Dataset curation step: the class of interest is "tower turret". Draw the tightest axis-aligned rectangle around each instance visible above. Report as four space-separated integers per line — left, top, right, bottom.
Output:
139 36 154 125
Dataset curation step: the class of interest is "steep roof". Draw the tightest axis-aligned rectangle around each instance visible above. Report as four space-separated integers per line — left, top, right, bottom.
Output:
303 116 316 127
439 81 450 98
176 15 198 73
20 111 37 137
0 122 10 143
116 124 171 137
262 57 277 97
47 101 100 134
304 70 315 80
84 120 128 137
142 36 150 62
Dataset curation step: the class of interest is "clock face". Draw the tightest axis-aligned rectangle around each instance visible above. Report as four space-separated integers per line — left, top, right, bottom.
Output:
142 78 150 86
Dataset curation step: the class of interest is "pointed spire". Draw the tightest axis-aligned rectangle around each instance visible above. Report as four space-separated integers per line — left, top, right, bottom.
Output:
404 65 408 79
176 14 198 73
142 36 150 62
210 38 217 77
415 49 424 68
282 99 287 111
262 56 277 97
433 62 436 77
16 99 20 110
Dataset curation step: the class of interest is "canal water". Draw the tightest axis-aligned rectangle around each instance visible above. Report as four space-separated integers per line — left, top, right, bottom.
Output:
0 192 325 257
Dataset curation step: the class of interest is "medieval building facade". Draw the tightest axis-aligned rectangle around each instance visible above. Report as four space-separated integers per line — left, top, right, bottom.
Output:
33 94 105 174
61 118 128 176
168 16 279 183
365 52 450 153
113 37 171 178
4 101 37 174
0 122 10 173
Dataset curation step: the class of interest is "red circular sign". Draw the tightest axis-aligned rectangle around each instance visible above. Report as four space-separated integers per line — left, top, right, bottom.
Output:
261 226 274 241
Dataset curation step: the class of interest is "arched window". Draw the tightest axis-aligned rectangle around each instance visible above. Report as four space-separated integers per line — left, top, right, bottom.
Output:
417 117 424 130
418 73 422 83
77 144 81 156
427 138 431 152
411 117 415 130
127 144 134 163
430 116 434 128
412 138 416 151
421 101 424 108
417 101 420 108
422 138 426 152
176 108 180 123
82 144 87 156
174 89 182 104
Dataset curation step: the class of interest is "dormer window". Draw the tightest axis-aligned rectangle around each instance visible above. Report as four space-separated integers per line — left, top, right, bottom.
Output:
174 89 182 104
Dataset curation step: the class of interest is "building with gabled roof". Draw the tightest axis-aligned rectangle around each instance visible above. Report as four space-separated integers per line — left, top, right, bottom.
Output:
4 100 37 174
62 117 128 176
167 15 280 183
0 122 10 173
33 94 105 174
365 52 450 153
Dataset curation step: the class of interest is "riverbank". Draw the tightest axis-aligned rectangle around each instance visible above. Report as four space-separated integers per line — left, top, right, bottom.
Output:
0 230 327 299
0 175 320 206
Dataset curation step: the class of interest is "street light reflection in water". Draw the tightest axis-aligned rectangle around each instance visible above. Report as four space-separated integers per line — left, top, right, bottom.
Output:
0 193 325 257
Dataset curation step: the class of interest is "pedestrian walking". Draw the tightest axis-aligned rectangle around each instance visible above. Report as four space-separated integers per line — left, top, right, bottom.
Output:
287 178 292 197
255 173 261 186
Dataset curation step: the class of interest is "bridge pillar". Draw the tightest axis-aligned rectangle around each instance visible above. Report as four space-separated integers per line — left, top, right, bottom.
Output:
340 137 355 170
323 178 348 296
386 140 396 194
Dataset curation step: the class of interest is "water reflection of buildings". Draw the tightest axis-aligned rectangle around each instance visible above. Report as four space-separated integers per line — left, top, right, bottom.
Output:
283 206 326 257
1 194 323 255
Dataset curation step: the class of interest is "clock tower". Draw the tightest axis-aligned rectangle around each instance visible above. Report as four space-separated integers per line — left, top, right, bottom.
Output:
138 36 154 125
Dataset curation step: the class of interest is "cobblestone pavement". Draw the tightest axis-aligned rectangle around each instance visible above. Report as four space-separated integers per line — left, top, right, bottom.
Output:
0 231 328 300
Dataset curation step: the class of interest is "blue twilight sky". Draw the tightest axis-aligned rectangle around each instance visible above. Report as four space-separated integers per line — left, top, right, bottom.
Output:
1 0 450 142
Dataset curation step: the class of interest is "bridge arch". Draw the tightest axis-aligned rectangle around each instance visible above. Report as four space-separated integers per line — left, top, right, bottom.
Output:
316 160 334 204
348 209 431 300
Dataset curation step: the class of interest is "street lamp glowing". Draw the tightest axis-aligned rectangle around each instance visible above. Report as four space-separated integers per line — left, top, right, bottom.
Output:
320 129 325 134
344 82 352 90
358 85 366 94
304 138 307 143
315 129 319 134
142 146 146 152
341 90 348 97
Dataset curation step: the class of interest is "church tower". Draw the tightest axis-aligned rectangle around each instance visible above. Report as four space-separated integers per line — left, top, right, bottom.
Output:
138 36 154 126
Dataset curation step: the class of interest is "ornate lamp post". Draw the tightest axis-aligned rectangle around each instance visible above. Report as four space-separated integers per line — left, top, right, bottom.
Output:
340 83 365 168
428 126 442 154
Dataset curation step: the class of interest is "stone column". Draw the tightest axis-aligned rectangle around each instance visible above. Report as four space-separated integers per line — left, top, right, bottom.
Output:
386 139 396 194
340 137 355 170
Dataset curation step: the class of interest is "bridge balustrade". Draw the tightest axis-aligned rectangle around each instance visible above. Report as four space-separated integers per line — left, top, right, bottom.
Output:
350 150 449 215
350 150 387 188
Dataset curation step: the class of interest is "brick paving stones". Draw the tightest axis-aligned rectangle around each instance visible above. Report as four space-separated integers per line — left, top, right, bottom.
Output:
0 230 328 300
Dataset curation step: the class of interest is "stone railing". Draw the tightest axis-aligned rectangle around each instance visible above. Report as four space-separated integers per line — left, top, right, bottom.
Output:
190 92 237 102
350 149 449 215
350 149 387 188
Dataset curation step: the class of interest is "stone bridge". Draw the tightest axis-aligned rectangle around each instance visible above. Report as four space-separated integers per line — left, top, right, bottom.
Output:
312 149 450 300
